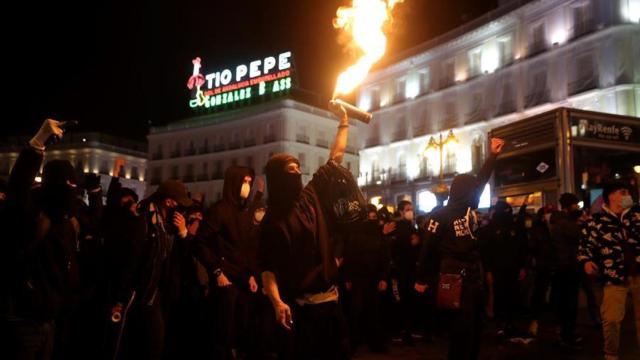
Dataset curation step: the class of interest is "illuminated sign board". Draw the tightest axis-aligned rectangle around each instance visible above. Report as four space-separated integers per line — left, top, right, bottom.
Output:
187 51 293 110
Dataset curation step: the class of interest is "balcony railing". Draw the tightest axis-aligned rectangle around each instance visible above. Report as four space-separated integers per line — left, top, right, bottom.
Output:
184 148 196 156
316 139 329 149
264 133 277 143
182 175 195 183
296 134 310 144
198 146 210 154
151 152 163 160
228 140 242 150
244 138 256 147
571 19 596 40
212 171 224 180
197 173 210 182
170 150 181 158
213 144 226 152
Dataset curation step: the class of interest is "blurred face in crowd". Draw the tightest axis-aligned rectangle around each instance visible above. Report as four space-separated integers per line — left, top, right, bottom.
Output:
410 233 420 247
368 211 378 221
607 188 633 213
286 161 301 175
120 195 138 215
400 203 414 221
240 175 252 200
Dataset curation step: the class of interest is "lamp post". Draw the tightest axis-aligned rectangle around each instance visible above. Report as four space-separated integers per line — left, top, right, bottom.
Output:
423 130 458 202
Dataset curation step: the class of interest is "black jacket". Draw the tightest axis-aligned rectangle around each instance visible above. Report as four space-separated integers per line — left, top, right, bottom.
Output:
342 220 391 283
416 154 497 286
549 210 581 268
478 218 527 273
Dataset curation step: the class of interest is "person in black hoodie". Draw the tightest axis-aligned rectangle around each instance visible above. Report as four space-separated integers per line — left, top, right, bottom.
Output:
259 103 357 359
343 204 391 354
549 192 583 350
206 165 260 359
479 200 527 339
2 119 80 360
415 137 504 360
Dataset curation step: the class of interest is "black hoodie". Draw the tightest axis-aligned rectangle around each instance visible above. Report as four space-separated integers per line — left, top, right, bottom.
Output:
205 166 255 284
416 154 496 286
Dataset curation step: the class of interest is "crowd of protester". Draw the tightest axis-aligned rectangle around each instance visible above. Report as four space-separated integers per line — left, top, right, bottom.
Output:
0 116 639 360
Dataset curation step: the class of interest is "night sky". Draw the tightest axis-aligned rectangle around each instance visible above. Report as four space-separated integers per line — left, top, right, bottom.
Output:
8 0 497 140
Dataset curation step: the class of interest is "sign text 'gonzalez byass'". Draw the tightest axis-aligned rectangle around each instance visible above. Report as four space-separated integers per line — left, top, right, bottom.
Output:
187 51 293 109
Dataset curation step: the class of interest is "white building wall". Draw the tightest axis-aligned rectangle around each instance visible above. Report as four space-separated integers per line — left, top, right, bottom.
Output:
356 0 640 202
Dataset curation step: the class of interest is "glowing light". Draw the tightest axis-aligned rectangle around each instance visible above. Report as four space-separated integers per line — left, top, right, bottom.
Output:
622 0 640 23
634 165 640 174
578 201 584 209
406 156 419 179
550 29 567 45
405 75 420 99
370 196 383 209
358 92 372 111
418 190 438 213
455 70 467 82
478 184 491 209
481 44 499 74
35 176 42 183
333 0 404 97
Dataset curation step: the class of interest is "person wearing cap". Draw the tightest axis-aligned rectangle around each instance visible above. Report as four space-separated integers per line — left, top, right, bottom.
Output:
548 193 584 350
108 178 194 359
579 182 640 360
414 137 504 360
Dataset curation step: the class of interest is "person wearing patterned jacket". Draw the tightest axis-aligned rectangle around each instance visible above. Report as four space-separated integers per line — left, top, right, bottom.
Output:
578 181 640 360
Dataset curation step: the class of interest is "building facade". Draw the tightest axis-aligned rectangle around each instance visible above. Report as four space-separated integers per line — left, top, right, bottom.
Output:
356 0 640 213
147 99 360 205
0 132 148 199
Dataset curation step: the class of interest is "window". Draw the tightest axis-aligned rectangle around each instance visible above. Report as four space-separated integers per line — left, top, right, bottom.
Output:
419 68 430 94
395 78 406 102
468 47 482 77
530 22 546 55
570 52 597 95
440 60 455 88
572 3 593 38
498 35 513 66
370 88 381 110
99 160 109 175
472 136 485 172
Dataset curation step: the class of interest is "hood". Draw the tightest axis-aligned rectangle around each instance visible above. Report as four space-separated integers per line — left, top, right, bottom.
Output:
447 174 481 209
222 166 254 209
265 153 302 216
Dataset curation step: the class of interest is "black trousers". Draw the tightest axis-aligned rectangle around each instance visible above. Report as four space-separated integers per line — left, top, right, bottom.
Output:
120 296 166 360
289 301 350 360
530 268 552 320
551 265 580 342
493 268 519 330
346 279 385 351
213 284 241 360
445 280 484 360
5 318 55 360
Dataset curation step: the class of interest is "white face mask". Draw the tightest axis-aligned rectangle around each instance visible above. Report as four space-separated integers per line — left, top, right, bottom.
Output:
239 183 251 200
621 195 634 209
403 210 414 222
254 209 265 223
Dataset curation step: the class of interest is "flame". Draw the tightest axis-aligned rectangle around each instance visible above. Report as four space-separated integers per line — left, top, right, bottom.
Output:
333 0 403 97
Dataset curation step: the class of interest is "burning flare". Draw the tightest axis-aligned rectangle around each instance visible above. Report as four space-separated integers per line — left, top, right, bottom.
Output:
333 0 403 97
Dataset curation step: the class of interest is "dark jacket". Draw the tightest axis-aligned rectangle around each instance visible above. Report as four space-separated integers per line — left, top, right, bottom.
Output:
3 147 80 320
578 206 640 285
416 154 497 286
479 217 527 273
342 220 391 283
549 210 581 268
390 220 418 279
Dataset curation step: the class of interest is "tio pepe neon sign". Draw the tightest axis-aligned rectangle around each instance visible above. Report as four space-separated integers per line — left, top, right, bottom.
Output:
187 51 293 109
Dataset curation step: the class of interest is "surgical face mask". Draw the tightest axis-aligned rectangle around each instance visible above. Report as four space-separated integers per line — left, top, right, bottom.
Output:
240 183 251 200
403 210 414 222
621 195 634 209
254 209 266 223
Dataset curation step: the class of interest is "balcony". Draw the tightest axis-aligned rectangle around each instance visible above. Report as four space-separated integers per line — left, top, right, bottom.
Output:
228 140 242 150
213 144 226 152
151 152 163 160
198 145 210 154
197 173 210 182
571 19 596 40
527 40 547 58
170 150 181 158
182 175 195 183
568 76 598 96
212 171 224 180
316 138 329 149
244 138 256 147
184 147 196 156
264 133 277 143
296 134 310 144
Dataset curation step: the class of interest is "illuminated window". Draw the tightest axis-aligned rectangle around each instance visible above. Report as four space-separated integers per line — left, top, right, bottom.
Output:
395 78 406 102
419 68 430 94
468 47 482 77
498 35 513 66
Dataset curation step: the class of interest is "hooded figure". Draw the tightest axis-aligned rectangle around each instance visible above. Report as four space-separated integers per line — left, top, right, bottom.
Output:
415 138 503 360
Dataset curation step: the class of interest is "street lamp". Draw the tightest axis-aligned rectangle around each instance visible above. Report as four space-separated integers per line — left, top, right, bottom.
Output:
423 130 458 196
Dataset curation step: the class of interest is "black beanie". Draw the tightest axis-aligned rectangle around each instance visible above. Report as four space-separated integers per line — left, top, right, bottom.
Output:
602 181 629 205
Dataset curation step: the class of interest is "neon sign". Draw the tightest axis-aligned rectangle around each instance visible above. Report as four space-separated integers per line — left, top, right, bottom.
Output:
187 52 293 109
